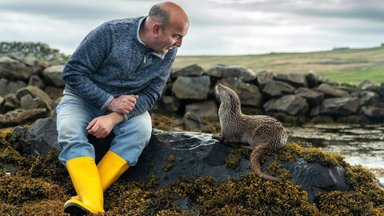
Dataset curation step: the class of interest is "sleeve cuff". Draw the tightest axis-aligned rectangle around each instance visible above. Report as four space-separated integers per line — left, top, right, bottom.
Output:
101 95 114 111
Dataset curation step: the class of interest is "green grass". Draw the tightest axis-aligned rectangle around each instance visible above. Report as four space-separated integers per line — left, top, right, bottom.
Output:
322 68 384 85
173 46 384 85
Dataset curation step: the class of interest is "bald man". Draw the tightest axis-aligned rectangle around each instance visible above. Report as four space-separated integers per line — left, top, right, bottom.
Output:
56 2 189 215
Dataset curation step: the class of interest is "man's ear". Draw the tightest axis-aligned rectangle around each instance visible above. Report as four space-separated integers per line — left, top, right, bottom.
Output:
152 23 160 37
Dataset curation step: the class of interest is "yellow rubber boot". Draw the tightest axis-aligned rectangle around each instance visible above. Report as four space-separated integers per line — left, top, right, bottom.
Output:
98 151 129 191
64 157 104 215
67 151 129 206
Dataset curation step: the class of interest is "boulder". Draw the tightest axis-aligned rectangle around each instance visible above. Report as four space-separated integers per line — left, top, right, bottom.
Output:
207 64 256 82
295 87 325 107
0 108 48 128
16 86 54 111
171 64 205 78
218 78 263 107
185 100 218 120
16 117 351 203
41 65 65 87
262 80 295 97
256 70 274 86
275 73 308 88
263 95 309 116
0 56 34 81
320 97 360 115
316 83 349 97
172 76 210 100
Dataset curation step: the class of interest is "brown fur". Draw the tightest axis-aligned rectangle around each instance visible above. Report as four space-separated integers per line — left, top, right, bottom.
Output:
214 84 288 182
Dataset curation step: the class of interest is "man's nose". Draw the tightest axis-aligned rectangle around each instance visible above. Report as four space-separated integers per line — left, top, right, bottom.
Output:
175 38 183 47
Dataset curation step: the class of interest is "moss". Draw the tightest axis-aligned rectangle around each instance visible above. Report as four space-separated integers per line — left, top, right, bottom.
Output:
336 115 370 124
0 202 18 215
272 143 303 162
310 116 334 124
0 172 65 205
316 164 384 215
200 117 221 134
147 172 160 188
316 191 383 215
0 127 28 171
151 113 184 131
20 200 65 216
1 122 383 215
167 174 320 215
225 147 249 169
302 147 344 167
344 165 384 206
272 143 346 167
163 154 176 171
267 160 292 181
273 112 307 126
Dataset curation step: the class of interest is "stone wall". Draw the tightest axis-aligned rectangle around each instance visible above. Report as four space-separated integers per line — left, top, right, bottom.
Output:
161 64 384 128
1 48 384 128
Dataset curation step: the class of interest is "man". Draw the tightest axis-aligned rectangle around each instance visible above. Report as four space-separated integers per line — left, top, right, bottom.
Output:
56 2 189 215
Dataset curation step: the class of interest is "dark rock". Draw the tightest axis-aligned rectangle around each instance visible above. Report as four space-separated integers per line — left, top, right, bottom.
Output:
126 129 250 186
306 71 322 88
207 64 256 82
320 97 360 115
275 73 308 88
16 86 53 111
6 80 27 96
361 105 384 118
352 90 379 106
172 76 211 100
41 65 65 87
161 96 180 113
45 86 63 101
171 64 205 78
183 112 203 131
28 74 46 90
262 80 295 97
358 80 375 90
2 94 19 113
17 118 59 156
0 108 48 128
316 83 349 97
286 159 349 202
218 78 263 107
185 100 218 120
0 78 27 96
295 87 325 107
17 117 352 204
256 70 274 86
263 95 309 116
0 56 34 81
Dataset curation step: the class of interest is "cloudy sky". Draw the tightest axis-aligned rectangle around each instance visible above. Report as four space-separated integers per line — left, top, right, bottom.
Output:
1 0 384 55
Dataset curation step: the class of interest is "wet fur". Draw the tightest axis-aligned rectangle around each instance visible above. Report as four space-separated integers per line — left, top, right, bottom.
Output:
214 84 288 182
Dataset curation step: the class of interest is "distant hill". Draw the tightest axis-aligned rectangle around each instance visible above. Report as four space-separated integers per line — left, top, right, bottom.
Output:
174 46 384 85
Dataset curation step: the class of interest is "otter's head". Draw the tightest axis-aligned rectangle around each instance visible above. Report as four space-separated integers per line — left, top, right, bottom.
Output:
215 84 241 107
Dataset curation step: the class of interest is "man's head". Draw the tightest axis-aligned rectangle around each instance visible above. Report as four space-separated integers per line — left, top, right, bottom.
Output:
142 1 189 54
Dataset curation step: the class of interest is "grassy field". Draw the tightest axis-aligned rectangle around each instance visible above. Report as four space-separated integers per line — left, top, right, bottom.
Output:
173 46 384 85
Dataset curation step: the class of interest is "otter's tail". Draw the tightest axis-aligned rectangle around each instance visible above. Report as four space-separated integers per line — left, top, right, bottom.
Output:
250 142 282 182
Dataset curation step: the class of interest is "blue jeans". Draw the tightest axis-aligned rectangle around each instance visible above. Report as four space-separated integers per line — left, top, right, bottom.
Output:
56 92 152 166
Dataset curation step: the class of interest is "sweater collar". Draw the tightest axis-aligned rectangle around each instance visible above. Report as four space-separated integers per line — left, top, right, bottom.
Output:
136 16 166 60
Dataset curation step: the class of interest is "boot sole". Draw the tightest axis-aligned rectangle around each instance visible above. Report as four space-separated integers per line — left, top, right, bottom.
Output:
64 203 89 216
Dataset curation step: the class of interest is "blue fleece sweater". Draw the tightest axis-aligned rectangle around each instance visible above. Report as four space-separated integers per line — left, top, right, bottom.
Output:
62 16 177 120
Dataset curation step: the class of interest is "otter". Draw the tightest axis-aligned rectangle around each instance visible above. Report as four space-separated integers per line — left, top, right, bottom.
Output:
213 84 288 182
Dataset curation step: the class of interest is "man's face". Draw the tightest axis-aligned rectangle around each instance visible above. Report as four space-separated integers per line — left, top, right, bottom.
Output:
153 21 188 54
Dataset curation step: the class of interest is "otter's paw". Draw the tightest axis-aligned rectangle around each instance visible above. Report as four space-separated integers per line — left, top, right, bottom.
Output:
212 133 222 141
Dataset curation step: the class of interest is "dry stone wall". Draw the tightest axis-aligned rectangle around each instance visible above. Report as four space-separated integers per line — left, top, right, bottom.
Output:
0 43 384 128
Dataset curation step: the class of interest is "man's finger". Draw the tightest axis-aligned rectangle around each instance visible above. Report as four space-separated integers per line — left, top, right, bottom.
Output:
87 119 96 130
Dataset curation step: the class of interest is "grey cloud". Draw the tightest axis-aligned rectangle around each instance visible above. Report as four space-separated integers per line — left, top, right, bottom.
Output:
296 6 384 23
0 0 150 20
